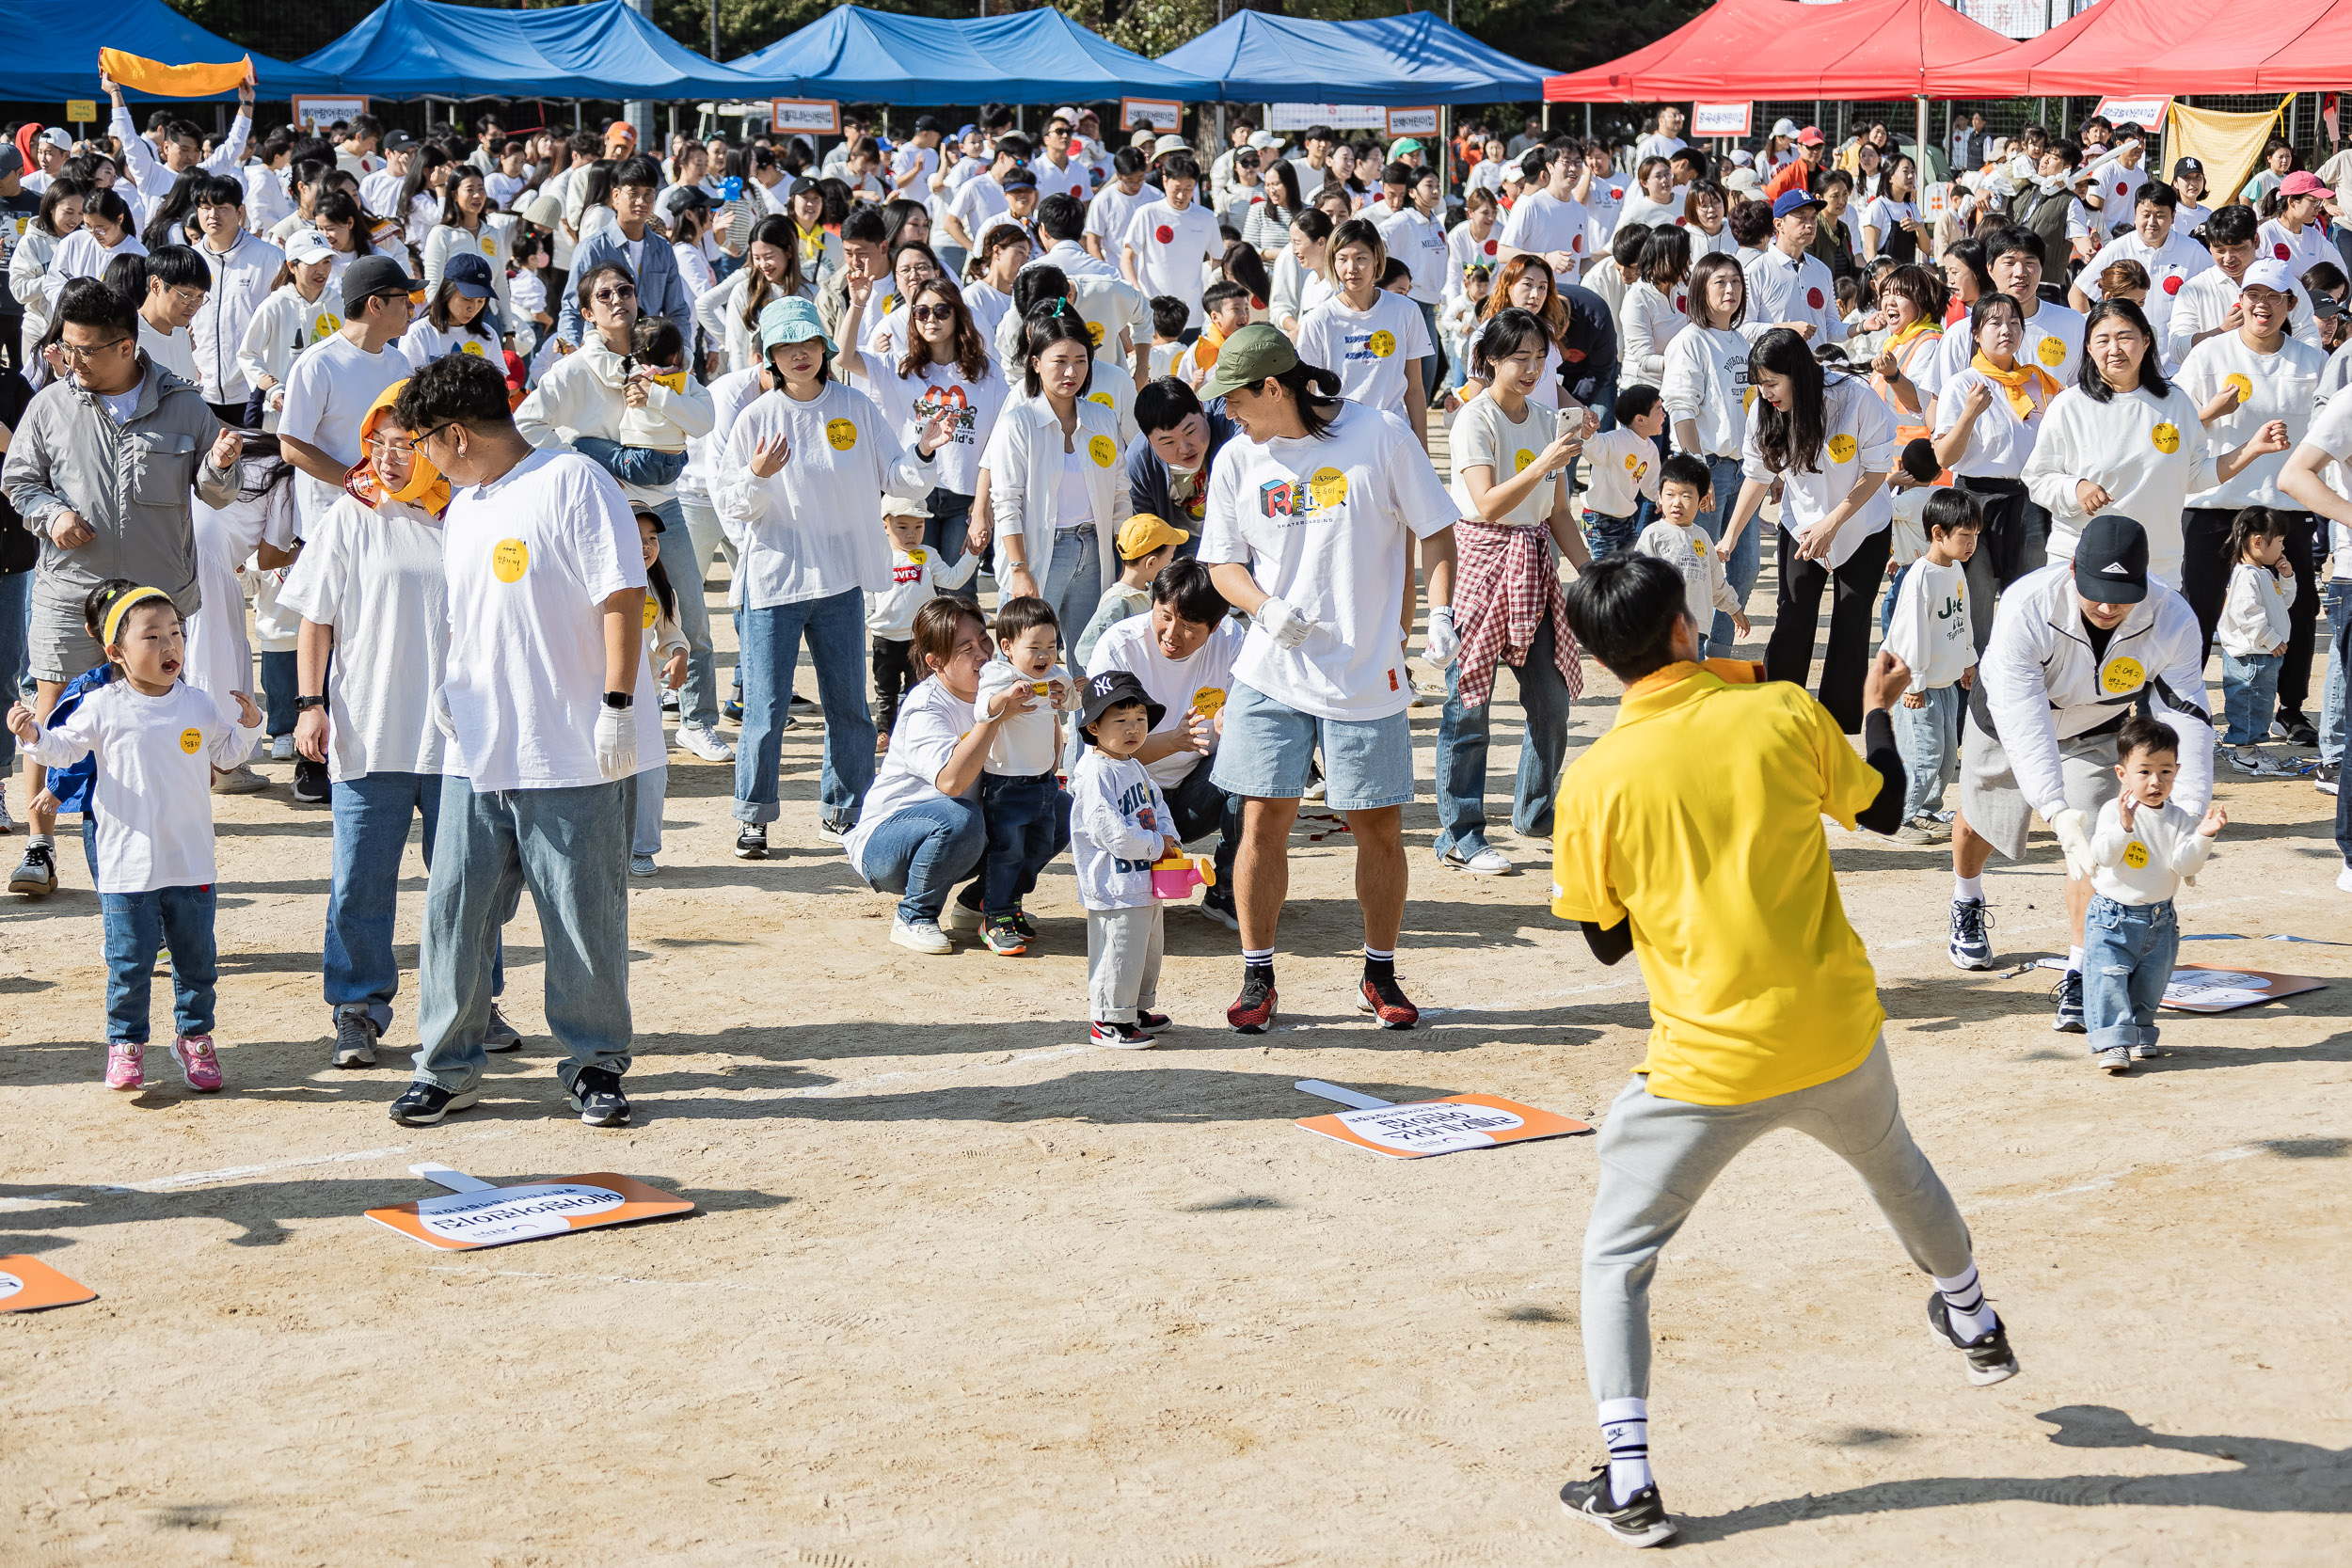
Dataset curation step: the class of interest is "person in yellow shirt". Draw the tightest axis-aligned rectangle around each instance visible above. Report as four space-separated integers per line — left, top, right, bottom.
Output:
1547 553 2016 1549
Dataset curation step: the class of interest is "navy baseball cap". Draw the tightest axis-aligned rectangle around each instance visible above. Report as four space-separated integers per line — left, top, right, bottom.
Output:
442 252 495 299
1772 189 1824 221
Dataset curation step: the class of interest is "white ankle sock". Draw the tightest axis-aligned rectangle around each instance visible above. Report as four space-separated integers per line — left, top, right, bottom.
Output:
1597 1397 1652 1505
1933 1263 1998 1340
2067 944 2085 973
1953 874 1983 903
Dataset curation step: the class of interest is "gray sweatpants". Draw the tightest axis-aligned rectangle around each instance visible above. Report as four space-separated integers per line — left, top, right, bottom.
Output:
1086 903 1163 1022
1581 1037 1975 1402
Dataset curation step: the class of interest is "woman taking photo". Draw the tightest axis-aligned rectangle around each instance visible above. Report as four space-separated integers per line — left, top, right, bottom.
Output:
978 308 1132 639
1931 292 2058 647
693 214 809 375
2024 298 2288 592
1619 227 1690 386
1715 327 1896 731
1661 251 1766 648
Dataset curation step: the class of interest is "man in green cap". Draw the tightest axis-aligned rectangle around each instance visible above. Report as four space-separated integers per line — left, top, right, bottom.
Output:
1193 325 1457 1034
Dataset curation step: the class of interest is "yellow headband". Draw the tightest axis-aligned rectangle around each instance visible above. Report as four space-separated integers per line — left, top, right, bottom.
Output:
102 585 171 649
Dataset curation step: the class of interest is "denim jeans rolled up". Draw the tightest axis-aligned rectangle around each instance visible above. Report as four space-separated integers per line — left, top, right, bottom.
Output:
2082 895 2177 1053
858 794 986 924
2319 580 2351 765
1583 512 1641 561
733 587 876 826
411 777 633 1096
103 883 218 1044
977 769 1071 915
327 770 509 1037
571 435 690 490
1433 617 1573 860
2220 650 2283 745
1894 683 1962 822
1039 528 1104 642
1699 453 1756 650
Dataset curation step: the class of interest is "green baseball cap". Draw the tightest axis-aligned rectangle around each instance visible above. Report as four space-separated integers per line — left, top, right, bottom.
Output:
1389 137 1424 156
1196 323 1297 404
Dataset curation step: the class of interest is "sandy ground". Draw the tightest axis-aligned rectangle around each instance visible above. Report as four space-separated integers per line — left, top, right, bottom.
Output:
5 495 2351 1564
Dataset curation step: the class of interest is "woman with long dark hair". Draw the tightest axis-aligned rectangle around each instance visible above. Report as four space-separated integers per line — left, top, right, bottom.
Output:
977 306 1131 633
9 177 86 363
693 213 808 374
1244 158 1303 259
1715 328 1896 730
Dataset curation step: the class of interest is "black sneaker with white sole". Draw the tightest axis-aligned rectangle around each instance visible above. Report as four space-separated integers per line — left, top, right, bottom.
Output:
1948 897 1993 970
734 823 769 860
1134 1008 1172 1035
331 1007 379 1069
817 814 852 845
2317 761 2341 796
2051 970 2085 1033
1560 1465 1677 1548
8 842 57 897
566 1066 630 1126
389 1081 478 1125
1928 1290 2021 1386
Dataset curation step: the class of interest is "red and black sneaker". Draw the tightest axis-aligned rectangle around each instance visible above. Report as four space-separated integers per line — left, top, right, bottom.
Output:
1359 973 1420 1030
1134 1009 1172 1035
1227 970 1278 1034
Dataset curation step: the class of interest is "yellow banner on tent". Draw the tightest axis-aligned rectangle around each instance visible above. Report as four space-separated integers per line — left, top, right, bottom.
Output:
97 49 253 99
2166 98 2291 210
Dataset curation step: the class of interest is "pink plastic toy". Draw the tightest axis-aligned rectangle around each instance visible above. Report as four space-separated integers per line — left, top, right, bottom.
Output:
1151 855 1216 901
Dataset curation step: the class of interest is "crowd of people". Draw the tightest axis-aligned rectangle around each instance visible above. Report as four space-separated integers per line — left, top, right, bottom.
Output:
4 84 2351 1549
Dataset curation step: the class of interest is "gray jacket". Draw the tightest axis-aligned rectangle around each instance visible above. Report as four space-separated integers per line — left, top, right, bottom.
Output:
2 356 237 614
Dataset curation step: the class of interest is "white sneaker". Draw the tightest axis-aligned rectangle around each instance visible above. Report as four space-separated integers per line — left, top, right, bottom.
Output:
2097 1046 2132 1074
889 915 953 955
941 898 984 935
2337 863 2352 895
270 734 295 761
1440 844 1515 875
676 723 735 762
210 765 269 795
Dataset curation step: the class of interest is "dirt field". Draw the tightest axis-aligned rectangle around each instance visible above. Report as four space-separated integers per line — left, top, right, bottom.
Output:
5 540 2351 1565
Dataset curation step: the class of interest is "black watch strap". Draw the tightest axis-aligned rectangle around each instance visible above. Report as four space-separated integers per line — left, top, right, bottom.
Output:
603 690 633 710
295 695 328 712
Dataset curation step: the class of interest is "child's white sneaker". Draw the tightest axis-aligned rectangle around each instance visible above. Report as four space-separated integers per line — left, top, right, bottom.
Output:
676 724 735 762
2097 1046 2132 1074
1090 1020 1156 1048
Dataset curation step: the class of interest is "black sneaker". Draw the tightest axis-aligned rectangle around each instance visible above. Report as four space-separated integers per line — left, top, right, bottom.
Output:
484 1005 524 1053
1948 898 1993 970
1089 1019 1156 1048
1928 1290 2021 1386
1560 1465 1677 1548
292 755 330 803
2051 970 2085 1033
735 824 769 860
1227 969 1278 1033
8 842 57 897
389 1080 478 1125
816 814 852 845
566 1065 630 1126
723 697 744 723
2279 712 2318 748
1200 887 1240 932
1009 909 1038 941
2318 761 2341 797
331 1007 379 1069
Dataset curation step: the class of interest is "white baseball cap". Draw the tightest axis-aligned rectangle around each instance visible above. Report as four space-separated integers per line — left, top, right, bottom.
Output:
283 226 335 265
1153 134 1188 156
1053 106 1082 125
1771 118 1799 139
38 126 72 150
2241 258 2300 294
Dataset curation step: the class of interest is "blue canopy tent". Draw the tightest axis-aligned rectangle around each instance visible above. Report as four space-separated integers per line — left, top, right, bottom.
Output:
2 0 342 102
727 4 1213 106
293 0 776 101
1158 11 1554 104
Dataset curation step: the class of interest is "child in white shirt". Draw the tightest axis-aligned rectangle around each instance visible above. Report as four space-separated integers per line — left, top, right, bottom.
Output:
1147 294 1188 381
1070 671 1181 1048
1439 265 1489 394
1877 438 1943 634
2214 506 2296 753
973 596 1079 954
1883 489 1980 839
2083 713 2226 1073
8 583 262 1094
1581 385 1667 558
1634 454 1747 659
573 318 694 489
866 499 977 741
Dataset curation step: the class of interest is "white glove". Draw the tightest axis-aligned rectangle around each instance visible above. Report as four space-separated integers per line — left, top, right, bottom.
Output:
595 705 637 782
1424 605 1459 668
2052 807 2095 881
1253 595 1313 650
431 686 457 739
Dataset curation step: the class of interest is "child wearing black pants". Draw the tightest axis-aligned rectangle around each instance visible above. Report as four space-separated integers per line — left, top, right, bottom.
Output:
866 498 976 745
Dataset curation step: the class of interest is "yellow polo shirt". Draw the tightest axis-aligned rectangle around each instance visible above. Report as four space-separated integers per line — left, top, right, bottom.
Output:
1549 661 1886 1105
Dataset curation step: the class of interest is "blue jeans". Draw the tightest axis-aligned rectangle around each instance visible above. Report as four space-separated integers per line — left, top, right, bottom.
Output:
572 435 690 489
926 486 978 600
1881 561 1911 637
2082 895 2176 1053
326 770 508 1036
103 883 218 1044
411 777 632 1095
1698 452 1756 649
1583 511 1641 560
1894 684 1961 822
977 768 1071 915
0 568 29 770
2221 650 2282 745
2320 580 2351 765
859 793 985 924
632 762 666 855
1039 528 1104 644
734 587 875 826
261 649 298 737
1433 617 1573 859
1163 758 1240 895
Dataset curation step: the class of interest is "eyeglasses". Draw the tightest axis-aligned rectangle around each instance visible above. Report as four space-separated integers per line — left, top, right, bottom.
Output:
594 286 638 304
365 435 417 457
58 337 131 361
911 304 954 323
410 420 457 449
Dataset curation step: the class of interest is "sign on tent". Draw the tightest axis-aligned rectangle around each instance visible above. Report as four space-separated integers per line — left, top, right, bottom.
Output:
1266 103 1387 133
1120 98 1182 133
292 95 367 133
1692 103 1753 137
2093 97 2172 133
771 99 840 136
1386 107 1438 137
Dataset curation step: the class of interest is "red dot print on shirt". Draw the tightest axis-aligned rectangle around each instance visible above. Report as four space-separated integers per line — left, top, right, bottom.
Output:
1484 238 1498 256
1675 216 1688 227
2276 243 2293 259
2116 182 2128 196
1572 235 1584 252
1610 187 1624 200
1674 293 1687 313
2163 274 2185 295
1154 224 1174 244
1806 287 1825 309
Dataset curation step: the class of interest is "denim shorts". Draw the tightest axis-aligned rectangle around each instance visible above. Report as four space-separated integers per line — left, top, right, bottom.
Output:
1209 680 1415 811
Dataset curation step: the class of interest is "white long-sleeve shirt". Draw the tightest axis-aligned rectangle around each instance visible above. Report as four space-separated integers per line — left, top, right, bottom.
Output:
2217 561 2296 658
866 542 979 639
714 381 936 609
2023 383 2217 588
1618 279 1686 385
2166 265 2319 371
513 342 715 507
1070 749 1175 911
1659 322 1758 458
1634 517 1739 630
1581 426 1663 519
110 106 250 205
2090 796 2216 906
1740 371 1896 565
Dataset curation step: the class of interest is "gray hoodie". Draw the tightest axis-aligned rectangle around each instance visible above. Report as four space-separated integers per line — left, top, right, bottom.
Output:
2 356 238 615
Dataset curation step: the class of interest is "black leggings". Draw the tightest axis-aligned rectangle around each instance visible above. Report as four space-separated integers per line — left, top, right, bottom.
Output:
1765 522 1893 735
1956 475 2047 654
872 637 914 736
2183 507 2319 714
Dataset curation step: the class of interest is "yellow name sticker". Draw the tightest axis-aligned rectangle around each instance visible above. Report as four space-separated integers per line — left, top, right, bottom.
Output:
1086 320 1106 346
642 595 659 629
1191 686 1228 718
2036 334 2067 367
178 727 202 754
825 418 858 451
1514 448 1535 473
2123 842 2150 870
2101 654 2145 694
1368 329 1397 358
492 539 530 582
312 310 343 340
1089 391 1115 408
2223 372 2253 402
461 340 485 356
2151 421 2180 454
1089 435 1118 467
1308 466 1349 508
906 547 927 565
1827 433 1858 464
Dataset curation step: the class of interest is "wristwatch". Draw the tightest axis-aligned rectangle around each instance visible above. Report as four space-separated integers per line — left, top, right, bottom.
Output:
602 691 633 710
294 695 328 713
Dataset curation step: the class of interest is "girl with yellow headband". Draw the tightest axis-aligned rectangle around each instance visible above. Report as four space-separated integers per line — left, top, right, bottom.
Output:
6 580 262 1094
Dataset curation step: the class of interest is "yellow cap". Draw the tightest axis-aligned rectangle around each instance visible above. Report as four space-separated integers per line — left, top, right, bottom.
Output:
1117 514 1191 561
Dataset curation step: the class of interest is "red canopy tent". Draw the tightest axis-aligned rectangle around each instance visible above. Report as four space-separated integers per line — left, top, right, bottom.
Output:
2130 0 2352 93
1922 0 2235 97
1543 0 2015 102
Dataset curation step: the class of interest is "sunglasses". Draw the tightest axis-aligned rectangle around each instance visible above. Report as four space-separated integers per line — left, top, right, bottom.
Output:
594 285 639 304
911 304 954 323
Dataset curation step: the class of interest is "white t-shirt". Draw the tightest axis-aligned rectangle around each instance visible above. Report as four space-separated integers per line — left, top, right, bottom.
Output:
182 464 298 713
1931 367 2048 480
1375 205 1449 305
2090 796 2215 906
1859 197 1920 254
947 176 1009 242
2074 229 2212 367
976 657 1073 776
277 333 412 527
866 542 979 639
844 676 973 872
1883 556 1974 689
1742 245 1844 343
1120 199 1223 325
1084 613 1246 789
1635 516 1738 632
1450 392 1565 524
24 680 260 893
1740 372 1897 566
138 318 199 387
1198 403 1454 721
1295 291 1433 419
1497 188 1592 270
1084 182 1151 257
1615 193 1683 233
437 449 655 793
2260 217 2335 280
1069 749 1175 911
2175 329 2327 508
275 494 453 784
862 356 1007 498
1582 426 1664 519
397 317 499 366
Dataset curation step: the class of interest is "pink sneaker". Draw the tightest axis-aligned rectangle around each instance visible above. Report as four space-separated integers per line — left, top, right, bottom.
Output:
104 1040 144 1091
168 1035 224 1093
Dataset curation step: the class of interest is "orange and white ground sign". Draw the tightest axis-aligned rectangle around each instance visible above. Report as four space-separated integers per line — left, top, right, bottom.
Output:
1293 1080 1591 1159
366 1164 694 1251
0 1255 98 1312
